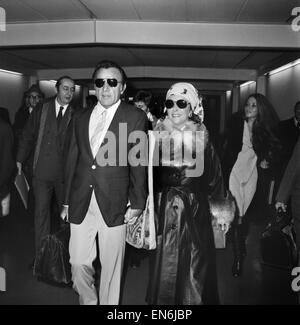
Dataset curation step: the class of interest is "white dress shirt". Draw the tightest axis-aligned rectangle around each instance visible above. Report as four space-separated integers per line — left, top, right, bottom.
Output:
89 100 120 157
55 99 68 117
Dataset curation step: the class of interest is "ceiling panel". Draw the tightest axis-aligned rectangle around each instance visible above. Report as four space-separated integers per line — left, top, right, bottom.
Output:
0 0 90 22
81 0 138 20
2 46 139 69
186 0 245 22
131 0 187 21
211 50 250 68
235 51 283 69
0 0 46 22
21 0 91 21
2 0 298 23
129 47 217 67
0 50 46 71
238 0 300 23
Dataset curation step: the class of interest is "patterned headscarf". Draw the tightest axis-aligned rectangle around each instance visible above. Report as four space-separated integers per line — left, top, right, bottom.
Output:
165 82 204 123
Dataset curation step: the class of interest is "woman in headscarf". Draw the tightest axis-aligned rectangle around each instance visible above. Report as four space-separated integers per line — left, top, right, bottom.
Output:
146 82 235 305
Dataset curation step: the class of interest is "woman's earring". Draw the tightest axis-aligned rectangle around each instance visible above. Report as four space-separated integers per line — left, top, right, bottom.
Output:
188 111 192 118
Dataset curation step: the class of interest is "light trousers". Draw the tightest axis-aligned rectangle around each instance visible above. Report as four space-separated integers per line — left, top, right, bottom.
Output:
69 191 126 305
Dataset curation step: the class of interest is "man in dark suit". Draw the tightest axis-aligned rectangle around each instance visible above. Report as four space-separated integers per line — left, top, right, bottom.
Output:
277 101 300 169
61 60 148 305
16 76 76 263
0 117 15 217
14 85 45 146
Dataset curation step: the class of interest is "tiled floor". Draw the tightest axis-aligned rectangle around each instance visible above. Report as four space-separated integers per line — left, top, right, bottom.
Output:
0 187 298 305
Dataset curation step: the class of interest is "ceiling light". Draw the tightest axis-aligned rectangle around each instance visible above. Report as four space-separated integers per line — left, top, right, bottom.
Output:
240 81 255 88
266 58 300 76
0 69 23 76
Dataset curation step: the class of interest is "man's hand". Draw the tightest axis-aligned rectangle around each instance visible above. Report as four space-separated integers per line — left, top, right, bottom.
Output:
124 208 143 225
275 202 287 212
60 205 69 222
16 162 22 175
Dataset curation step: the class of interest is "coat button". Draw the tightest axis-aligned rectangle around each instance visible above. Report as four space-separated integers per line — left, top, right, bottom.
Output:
91 164 96 169
171 224 177 230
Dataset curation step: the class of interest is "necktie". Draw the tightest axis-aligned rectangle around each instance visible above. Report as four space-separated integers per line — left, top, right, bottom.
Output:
57 106 64 129
91 109 107 155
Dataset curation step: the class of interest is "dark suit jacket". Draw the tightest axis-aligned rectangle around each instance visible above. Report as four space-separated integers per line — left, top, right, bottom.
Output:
276 137 300 219
64 102 148 227
0 119 16 200
16 97 75 175
276 117 299 166
13 105 31 141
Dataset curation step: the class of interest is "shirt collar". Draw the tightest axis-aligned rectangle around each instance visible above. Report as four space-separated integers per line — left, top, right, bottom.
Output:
94 99 121 114
55 98 69 110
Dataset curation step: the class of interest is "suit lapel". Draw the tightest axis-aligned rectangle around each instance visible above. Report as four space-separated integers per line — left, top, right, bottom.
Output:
85 107 95 159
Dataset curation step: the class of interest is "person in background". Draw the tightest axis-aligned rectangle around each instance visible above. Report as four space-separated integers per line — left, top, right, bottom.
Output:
133 90 157 130
60 60 148 305
223 93 281 277
16 76 76 268
276 101 300 170
13 85 45 190
275 137 300 297
14 85 45 145
0 116 15 217
85 95 98 110
146 82 234 305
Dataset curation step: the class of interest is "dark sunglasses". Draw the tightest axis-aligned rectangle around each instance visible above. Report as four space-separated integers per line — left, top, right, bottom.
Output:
165 99 189 109
94 78 121 88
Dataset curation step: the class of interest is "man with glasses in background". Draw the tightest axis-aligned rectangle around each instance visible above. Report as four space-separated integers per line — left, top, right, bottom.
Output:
13 84 45 193
16 76 76 269
61 60 148 305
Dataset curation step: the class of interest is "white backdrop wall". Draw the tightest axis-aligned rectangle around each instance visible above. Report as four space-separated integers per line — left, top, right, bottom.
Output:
266 63 300 121
0 70 29 123
239 82 256 111
39 80 82 107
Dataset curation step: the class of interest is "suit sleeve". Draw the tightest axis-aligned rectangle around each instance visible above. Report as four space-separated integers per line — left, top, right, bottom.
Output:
63 113 79 205
276 138 300 203
205 129 226 201
0 123 15 197
128 111 148 210
16 106 40 164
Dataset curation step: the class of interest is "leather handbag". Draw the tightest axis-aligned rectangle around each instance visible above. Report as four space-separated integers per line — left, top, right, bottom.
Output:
33 224 72 286
126 131 156 250
260 208 297 270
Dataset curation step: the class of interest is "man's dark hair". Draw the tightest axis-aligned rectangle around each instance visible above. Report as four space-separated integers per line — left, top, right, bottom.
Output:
92 60 127 84
55 76 74 91
134 90 152 106
294 101 300 110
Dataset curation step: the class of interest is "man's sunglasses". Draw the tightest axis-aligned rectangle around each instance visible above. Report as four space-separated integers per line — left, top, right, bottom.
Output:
165 99 189 109
94 78 121 88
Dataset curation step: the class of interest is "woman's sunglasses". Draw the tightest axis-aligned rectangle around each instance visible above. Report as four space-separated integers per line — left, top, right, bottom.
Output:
165 99 189 109
94 78 121 88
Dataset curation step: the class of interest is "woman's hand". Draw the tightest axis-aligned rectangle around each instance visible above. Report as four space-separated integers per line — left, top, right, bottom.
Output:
275 202 287 212
60 205 69 222
216 219 230 234
260 159 269 169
